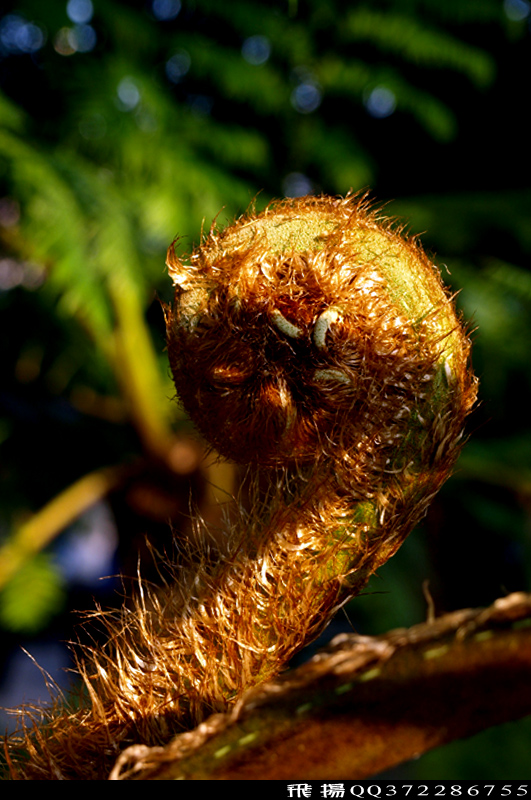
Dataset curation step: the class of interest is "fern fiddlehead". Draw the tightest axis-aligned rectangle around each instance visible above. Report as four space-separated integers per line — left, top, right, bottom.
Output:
8 194 476 780
164 191 477 687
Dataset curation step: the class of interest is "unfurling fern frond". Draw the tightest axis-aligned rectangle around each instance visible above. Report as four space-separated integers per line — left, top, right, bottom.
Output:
7 194 476 780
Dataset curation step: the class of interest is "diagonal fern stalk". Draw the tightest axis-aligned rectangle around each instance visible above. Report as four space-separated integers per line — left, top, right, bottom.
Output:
6 194 477 780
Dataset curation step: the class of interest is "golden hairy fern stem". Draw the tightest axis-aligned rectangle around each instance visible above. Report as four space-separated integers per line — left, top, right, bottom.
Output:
107 592 531 781
7 194 476 780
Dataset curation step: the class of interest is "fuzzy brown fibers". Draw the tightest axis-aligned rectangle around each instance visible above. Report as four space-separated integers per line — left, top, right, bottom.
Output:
7 194 476 780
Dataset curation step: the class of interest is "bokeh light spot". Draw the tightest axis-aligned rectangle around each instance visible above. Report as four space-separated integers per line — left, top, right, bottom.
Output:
0 258 45 291
152 0 181 21
66 0 94 25
364 86 396 119
54 27 75 55
503 0 531 20
0 259 24 291
56 503 118 588
283 172 313 197
0 198 20 228
0 15 45 53
71 24 96 52
291 81 322 114
117 77 141 110
54 24 96 55
241 35 271 66
166 50 191 82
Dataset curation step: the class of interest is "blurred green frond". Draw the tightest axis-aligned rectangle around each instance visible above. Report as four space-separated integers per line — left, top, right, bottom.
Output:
0 92 25 132
389 191 531 424
389 191 531 256
319 58 457 141
385 0 504 25
289 119 374 194
459 437 531 496
0 553 65 634
486 257 531 302
0 104 177 454
179 36 289 114
344 8 496 87
0 126 114 346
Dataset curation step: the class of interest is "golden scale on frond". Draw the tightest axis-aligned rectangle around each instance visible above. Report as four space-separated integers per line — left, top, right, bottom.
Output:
6 194 477 780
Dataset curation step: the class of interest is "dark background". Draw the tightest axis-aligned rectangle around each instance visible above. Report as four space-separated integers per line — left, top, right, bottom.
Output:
1 0 531 779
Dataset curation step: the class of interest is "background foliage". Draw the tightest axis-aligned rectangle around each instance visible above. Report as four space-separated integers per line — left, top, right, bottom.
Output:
1 0 531 779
